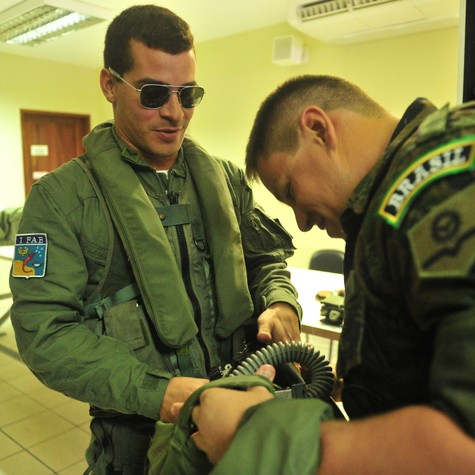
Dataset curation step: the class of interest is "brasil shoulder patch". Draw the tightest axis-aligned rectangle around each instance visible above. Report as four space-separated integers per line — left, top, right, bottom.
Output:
378 135 475 228
12 233 47 278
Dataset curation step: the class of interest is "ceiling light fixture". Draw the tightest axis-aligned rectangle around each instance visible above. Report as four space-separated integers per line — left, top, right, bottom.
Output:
0 0 111 46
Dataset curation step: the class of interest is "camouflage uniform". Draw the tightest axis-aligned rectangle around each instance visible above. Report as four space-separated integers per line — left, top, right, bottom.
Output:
339 98 475 437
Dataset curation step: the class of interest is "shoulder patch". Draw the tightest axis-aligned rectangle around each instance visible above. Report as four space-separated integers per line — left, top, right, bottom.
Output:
408 183 475 278
378 136 475 227
12 233 47 278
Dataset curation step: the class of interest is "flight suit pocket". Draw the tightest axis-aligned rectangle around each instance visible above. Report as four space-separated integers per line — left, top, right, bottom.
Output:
242 207 295 258
104 300 146 350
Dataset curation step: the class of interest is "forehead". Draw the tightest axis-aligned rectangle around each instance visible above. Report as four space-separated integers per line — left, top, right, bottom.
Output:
129 40 196 78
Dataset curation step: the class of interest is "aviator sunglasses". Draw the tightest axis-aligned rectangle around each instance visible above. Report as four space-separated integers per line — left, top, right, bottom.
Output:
108 68 205 109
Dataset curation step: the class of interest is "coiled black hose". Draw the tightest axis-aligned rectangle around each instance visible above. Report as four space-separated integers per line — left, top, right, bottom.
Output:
230 341 335 400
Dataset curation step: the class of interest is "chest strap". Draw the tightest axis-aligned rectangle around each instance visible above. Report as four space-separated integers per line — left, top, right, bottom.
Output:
84 283 140 319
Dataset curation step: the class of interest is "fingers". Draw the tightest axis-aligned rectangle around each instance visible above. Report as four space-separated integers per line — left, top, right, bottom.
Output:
191 430 220 466
257 323 296 344
256 311 277 344
191 426 214 463
257 327 273 343
191 430 203 449
190 386 274 466
256 304 301 343
255 364 276 382
169 402 184 422
160 376 209 422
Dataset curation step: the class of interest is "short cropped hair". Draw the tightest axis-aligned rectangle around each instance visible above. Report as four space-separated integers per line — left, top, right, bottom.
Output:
245 75 385 181
103 5 194 74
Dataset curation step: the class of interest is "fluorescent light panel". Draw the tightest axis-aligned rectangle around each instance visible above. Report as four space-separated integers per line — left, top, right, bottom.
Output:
0 0 110 46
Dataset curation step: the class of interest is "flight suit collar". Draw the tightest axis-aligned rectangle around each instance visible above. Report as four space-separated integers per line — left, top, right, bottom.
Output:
340 99 437 276
109 124 187 179
345 98 437 219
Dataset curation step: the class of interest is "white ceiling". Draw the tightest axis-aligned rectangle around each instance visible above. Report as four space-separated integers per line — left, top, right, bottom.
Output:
0 0 291 69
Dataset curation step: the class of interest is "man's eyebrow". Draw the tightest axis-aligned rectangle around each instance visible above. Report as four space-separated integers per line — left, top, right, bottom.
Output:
139 77 198 87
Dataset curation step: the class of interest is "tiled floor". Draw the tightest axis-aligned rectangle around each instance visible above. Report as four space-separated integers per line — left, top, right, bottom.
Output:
0 298 91 475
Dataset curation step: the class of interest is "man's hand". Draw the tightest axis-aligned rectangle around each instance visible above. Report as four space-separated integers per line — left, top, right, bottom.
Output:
257 302 300 343
160 376 208 423
190 365 276 465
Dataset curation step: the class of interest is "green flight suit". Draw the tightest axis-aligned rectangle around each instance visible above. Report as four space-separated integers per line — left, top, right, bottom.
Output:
9 122 301 474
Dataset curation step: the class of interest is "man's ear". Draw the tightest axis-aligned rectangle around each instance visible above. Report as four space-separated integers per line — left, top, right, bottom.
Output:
100 68 116 104
299 106 336 149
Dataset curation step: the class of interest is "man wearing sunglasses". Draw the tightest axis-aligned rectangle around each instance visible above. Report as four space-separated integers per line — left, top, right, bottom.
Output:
9 5 301 475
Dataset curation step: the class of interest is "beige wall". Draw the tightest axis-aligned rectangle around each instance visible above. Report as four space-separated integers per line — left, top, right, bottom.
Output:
0 23 459 267
0 53 110 207
192 23 459 267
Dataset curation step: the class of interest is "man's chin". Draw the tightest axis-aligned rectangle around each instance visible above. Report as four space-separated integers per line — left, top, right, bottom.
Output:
326 227 345 239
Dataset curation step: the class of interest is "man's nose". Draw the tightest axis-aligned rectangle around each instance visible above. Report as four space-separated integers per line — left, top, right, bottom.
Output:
160 91 184 121
294 208 313 232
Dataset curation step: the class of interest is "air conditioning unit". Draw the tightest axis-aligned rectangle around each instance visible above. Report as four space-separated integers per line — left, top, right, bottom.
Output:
288 0 460 45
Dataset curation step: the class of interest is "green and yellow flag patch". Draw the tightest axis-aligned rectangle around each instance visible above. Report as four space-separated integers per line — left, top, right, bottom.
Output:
378 136 475 228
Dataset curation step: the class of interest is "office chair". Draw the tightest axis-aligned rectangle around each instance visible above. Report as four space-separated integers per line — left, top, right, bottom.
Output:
309 249 344 274
308 249 345 360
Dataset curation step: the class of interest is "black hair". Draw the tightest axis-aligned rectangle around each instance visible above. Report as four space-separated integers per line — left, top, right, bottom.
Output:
103 5 194 74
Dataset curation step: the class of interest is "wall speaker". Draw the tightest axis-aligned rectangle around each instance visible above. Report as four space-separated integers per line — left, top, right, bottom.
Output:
272 35 305 66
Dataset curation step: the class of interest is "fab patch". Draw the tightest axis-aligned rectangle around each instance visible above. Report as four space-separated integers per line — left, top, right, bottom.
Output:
12 233 47 278
378 136 475 228
408 183 475 278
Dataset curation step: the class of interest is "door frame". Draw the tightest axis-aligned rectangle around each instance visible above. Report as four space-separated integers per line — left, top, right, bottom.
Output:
20 109 90 195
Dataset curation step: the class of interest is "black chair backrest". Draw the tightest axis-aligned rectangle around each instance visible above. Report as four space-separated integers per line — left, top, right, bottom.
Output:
309 249 344 274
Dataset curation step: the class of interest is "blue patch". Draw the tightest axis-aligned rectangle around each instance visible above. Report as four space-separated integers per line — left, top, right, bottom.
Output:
12 233 47 278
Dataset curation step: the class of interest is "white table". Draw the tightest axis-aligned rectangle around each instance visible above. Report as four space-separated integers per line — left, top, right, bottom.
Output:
0 245 14 261
289 267 344 358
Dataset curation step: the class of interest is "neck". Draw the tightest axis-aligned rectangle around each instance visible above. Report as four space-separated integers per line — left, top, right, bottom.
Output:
332 110 400 182
141 153 177 172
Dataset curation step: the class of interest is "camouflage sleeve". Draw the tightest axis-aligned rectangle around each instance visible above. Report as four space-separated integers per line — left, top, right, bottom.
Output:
380 119 475 436
406 180 475 436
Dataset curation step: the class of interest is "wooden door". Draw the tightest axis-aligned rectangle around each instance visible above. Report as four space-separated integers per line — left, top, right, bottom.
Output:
21 110 90 195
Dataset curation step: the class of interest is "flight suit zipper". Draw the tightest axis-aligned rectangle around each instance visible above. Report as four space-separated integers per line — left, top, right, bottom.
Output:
167 190 211 373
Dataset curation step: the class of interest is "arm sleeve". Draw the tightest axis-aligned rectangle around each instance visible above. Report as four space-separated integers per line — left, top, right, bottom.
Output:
405 181 475 436
9 178 169 420
221 160 302 319
212 398 334 475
